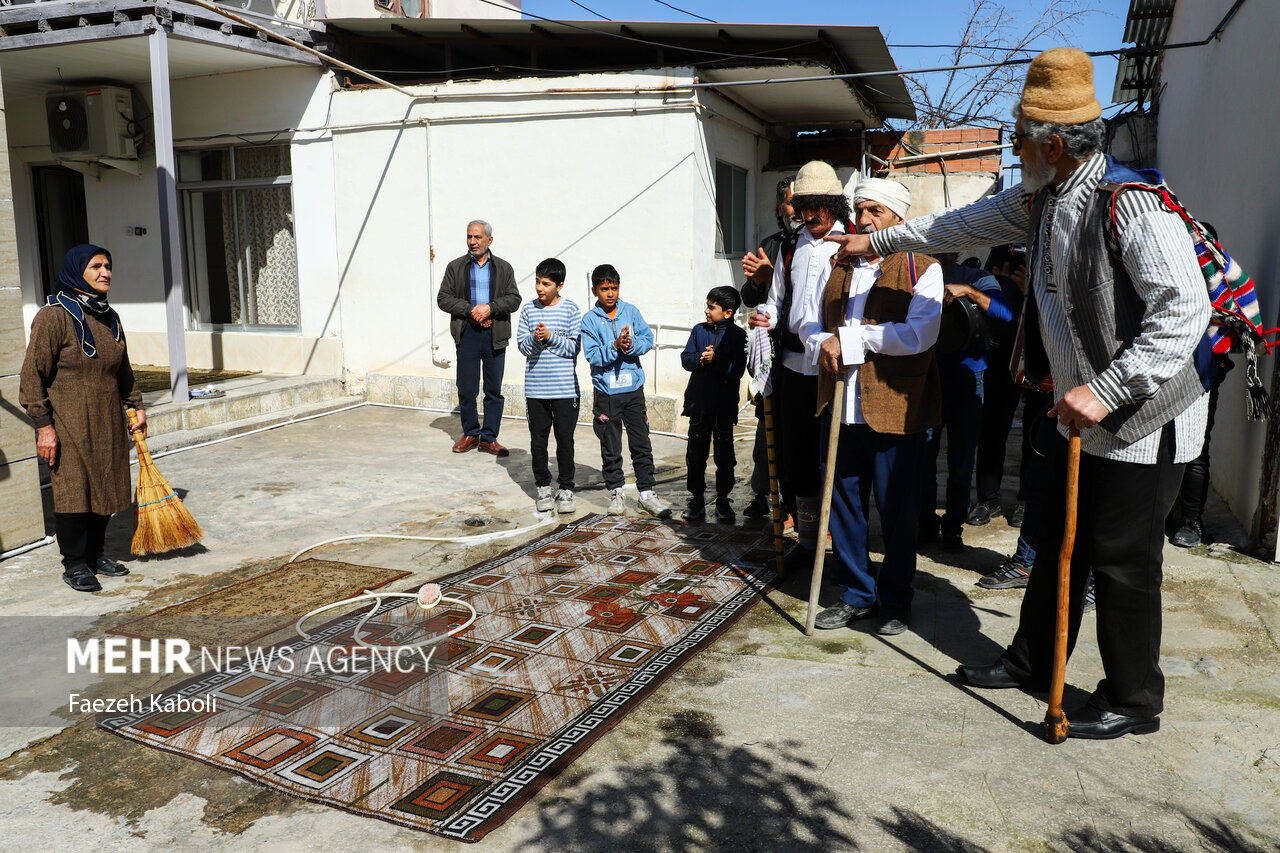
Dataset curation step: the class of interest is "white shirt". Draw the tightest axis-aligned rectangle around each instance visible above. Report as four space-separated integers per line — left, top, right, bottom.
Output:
759 221 846 376
797 255 944 425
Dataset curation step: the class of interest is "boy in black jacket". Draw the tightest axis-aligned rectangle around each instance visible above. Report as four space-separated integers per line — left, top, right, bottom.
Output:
681 286 748 521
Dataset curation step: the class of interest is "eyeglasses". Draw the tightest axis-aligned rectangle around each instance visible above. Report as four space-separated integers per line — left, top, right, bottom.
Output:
1009 131 1026 154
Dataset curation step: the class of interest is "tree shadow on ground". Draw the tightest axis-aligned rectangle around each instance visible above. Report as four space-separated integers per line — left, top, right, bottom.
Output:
521 712 1278 852
1057 817 1280 852
523 710 859 852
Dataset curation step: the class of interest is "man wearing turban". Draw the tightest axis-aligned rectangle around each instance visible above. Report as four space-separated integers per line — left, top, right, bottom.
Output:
797 177 944 636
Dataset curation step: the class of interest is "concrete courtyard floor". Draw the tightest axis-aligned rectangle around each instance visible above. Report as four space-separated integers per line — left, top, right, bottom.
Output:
0 403 1277 852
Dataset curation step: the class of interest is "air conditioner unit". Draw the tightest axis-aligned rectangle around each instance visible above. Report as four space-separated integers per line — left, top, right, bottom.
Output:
45 86 137 160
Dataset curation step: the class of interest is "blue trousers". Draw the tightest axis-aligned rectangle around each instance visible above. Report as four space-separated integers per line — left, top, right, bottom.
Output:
920 368 983 536
456 324 506 442
823 420 925 615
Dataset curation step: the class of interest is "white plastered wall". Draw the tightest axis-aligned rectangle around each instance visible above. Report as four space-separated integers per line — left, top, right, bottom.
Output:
1153 0 1280 543
329 69 766 402
7 63 340 374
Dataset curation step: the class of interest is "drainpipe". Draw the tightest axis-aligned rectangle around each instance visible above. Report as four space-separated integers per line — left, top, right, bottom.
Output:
424 119 450 367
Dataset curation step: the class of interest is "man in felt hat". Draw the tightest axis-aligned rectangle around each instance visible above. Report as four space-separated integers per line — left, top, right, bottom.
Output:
826 48 1210 738
747 161 849 566
796 177 944 636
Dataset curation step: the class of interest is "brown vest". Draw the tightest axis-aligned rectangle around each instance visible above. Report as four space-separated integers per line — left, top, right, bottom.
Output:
815 253 941 435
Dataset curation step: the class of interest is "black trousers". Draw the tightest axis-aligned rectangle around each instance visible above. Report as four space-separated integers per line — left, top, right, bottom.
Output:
527 397 577 490
750 395 769 497
1176 376 1222 526
55 512 111 571
686 412 736 497
771 365 821 502
975 360 1052 504
593 389 655 492
1002 423 1183 717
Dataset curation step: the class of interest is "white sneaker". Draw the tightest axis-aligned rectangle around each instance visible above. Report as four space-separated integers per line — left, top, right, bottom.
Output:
607 488 627 515
637 491 671 519
556 489 575 513
536 486 555 512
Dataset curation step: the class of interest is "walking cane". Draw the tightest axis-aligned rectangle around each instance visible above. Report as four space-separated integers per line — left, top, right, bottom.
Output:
761 394 787 578
1043 425 1081 744
804 375 846 636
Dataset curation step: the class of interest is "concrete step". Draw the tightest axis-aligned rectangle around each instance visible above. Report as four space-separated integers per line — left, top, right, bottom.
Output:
138 374 361 455
141 394 366 456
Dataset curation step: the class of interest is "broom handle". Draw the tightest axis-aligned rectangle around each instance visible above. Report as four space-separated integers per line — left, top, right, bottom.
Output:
126 407 151 457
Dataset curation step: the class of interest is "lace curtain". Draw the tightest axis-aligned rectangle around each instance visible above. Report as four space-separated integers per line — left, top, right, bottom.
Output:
209 146 298 327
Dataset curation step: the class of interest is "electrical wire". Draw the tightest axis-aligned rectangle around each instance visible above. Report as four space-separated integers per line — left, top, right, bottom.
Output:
475 0 791 62
566 0 610 20
652 0 715 24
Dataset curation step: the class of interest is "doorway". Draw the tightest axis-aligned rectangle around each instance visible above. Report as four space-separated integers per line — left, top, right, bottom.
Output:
32 164 89 300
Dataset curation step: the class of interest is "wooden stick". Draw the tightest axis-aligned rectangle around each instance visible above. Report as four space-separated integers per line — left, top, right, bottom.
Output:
761 394 787 578
804 377 845 636
1043 425 1081 744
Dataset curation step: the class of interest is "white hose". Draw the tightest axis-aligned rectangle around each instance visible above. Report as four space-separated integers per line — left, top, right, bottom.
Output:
0 535 55 561
287 517 555 564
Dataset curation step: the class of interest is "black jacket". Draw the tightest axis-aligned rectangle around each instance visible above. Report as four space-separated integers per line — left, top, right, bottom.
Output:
680 319 747 418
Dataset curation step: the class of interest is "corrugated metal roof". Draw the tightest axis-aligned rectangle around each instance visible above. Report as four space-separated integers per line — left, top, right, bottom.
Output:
323 18 915 125
1122 0 1177 47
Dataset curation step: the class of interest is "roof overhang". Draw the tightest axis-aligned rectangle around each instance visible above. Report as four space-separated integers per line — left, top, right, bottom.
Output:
0 0 322 100
322 18 915 128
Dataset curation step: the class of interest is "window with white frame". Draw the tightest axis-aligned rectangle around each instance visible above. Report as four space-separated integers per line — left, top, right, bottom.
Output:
714 160 748 256
178 145 299 330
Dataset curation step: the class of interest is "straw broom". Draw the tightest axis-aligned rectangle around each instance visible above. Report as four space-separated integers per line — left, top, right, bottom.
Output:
127 408 203 554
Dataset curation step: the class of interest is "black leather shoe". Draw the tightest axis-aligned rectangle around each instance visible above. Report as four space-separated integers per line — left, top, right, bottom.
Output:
956 660 1020 689
1008 501 1026 528
1066 705 1160 739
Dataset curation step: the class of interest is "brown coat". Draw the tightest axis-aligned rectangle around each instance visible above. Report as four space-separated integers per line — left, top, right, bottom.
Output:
816 253 941 435
19 305 142 514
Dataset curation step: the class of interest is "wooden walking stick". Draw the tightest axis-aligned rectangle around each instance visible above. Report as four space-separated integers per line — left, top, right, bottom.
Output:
761 393 787 578
804 376 846 636
1044 425 1081 744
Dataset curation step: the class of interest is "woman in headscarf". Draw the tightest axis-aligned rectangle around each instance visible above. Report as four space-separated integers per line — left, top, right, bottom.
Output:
20 244 146 592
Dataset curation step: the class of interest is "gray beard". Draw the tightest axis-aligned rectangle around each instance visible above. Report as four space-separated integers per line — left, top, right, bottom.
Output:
1021 158 1055 193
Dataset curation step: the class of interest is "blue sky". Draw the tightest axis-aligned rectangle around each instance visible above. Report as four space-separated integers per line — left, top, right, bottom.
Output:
519 0 1136 120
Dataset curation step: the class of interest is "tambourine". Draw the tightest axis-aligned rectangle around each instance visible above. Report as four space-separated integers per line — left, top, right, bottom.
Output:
934 296 988 356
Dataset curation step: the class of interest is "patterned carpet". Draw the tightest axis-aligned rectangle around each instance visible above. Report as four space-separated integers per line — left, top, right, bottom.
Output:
108 559 411 648
99 515 778 841
131 365 257 393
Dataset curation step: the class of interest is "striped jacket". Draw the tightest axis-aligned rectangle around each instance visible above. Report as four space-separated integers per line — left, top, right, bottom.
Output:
870 152 1209 463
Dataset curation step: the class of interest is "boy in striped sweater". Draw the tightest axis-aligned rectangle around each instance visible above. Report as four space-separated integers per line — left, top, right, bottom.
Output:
516 258 582 513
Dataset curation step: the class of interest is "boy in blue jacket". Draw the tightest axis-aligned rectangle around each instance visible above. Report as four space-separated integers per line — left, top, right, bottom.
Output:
681 286 747 521
580 264 671 518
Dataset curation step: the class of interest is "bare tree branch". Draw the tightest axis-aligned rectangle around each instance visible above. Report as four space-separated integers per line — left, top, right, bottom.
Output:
902 0 1100 130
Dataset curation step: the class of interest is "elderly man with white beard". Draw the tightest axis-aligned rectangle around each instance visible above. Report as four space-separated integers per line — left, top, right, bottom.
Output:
824 48 1210 739
798 177 944 637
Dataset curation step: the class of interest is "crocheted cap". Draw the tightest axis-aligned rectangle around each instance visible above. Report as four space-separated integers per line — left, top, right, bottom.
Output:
1020 48 1101 124
791 161 844 198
